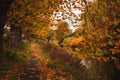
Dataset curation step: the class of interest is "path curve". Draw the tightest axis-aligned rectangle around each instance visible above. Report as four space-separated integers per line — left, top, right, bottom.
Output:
19 43 70 80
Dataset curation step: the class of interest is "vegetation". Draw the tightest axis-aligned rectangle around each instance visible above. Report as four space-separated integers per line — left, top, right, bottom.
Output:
0 0 119 80
0 40 30 79
5 40 31 62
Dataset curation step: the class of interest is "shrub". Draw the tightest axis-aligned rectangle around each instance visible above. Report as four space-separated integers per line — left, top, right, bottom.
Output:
5 40 31 62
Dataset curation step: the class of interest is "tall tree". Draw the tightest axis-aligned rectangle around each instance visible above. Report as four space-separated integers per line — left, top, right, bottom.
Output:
70 0 120 79
0 0 15 60
7 0 62 46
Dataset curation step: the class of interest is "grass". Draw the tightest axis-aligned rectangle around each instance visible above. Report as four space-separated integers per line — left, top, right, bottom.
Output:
0 40 31 79
46 59 93 80
5 40 31 62
37 41 91 80
37 41 111 80
36 42 50 60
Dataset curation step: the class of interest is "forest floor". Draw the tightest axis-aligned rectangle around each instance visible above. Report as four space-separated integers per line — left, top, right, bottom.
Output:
19 43 73 80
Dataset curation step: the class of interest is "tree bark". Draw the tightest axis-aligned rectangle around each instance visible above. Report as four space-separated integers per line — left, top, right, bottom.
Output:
9 26 22 47
0 21 5 59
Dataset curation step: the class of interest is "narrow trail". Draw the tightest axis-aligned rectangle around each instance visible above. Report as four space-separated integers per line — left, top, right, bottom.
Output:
19 43 71 80
19 43 43 80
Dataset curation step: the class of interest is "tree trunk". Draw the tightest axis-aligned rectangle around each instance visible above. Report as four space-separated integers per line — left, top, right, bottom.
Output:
0 0 15 60
0 22 5 60
9 26 22 47
16 27 22 44
0 10 7 60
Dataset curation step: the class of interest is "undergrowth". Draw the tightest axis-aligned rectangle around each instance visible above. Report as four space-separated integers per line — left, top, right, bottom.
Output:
36 43 50 60
37 42 90 80
0 40 31 79
47 60 89 80
5 40 31 62
37 41 109 80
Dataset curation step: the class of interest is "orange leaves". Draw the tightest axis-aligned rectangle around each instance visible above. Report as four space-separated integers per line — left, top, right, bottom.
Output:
110 41 120 55
75 0 120 60
7 0 61 40
49 20 55 26
57 21 71 34
64 36 84 47
63 36 85 55
56 21 72 40
102 57 109 62
33 27 51 39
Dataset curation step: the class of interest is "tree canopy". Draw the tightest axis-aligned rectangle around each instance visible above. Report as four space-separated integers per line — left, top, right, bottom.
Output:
0 0 120 79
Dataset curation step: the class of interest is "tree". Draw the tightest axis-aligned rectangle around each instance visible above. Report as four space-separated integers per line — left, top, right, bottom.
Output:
51 0 86 29
59 1 120 79
55 21 72 47
83 0 120 60
7 0 39 46
7 0 62 46
0 0 15 60
0 0 63 60
71 0 120 79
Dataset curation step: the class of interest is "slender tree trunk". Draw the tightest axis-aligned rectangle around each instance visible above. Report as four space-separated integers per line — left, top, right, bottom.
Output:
10 26 22 47
0 22 5 60
112 61 120 80
16 27 22 44
0 10 7 60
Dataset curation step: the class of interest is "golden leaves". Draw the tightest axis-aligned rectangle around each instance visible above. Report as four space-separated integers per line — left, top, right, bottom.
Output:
64 36 84 47
56 21 72 40
110 41 120 55
102 57 109 62
7 0 61 38
34 27 51 39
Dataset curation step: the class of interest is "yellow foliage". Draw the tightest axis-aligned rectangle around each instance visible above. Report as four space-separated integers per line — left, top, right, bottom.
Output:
111 41 120 54
64 36 84 47
56 21 72 40
102 57 109 62
34 27 51 38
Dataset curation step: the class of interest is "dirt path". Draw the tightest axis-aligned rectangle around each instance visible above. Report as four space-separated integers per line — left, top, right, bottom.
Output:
19 43 43 80
19 43 71 80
